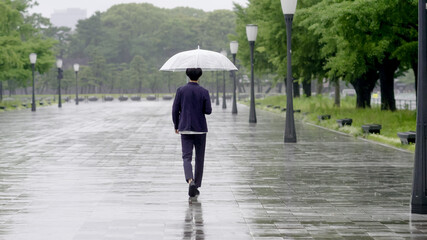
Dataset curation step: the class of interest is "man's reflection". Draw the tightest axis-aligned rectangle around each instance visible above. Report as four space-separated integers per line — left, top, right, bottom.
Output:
183 198 204 240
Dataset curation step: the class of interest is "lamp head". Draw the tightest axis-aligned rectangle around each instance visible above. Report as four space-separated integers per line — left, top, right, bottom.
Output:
281 0 298 15
230 41 238 54
29 53 37 64
246 24 258 42
56 59 63 69
73 63 80 72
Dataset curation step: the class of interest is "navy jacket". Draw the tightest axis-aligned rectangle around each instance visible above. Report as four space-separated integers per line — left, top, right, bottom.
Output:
172 82 212 132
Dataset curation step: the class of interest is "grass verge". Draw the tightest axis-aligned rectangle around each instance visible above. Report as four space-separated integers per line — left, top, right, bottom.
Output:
0 93 174 112
243 95 416 152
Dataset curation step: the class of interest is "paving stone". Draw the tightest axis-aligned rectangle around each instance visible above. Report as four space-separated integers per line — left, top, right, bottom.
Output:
0 101 426 239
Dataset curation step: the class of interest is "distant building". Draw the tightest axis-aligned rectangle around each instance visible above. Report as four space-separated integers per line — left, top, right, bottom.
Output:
50 8 87 30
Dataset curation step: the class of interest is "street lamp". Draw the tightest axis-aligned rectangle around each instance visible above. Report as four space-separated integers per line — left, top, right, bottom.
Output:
73 63 79 105
230 41 239 114
29 53 37 112
246 24 258 123
56 59 63 108
216 71 219 105
411 0 427 214
281 0 297 143
221 50 227 109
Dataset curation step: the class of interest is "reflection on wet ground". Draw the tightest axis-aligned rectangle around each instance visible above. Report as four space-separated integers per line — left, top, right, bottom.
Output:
0 100 426 239
183 198 204 240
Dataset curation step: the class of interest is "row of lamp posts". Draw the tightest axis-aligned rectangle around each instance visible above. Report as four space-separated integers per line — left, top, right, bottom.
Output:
237 0 297 142
226 0 427 217
216 42 239 114
224 0 427 215
216 0 427 215
218 0 427 215
28 53 80 112
220 50 227 110
28 0 298 143
25 0 427 216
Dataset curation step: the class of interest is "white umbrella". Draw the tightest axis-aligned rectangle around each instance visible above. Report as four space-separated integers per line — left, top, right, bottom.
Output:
160 46 238 72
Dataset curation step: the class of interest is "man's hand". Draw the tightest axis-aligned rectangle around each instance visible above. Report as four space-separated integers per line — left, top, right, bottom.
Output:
175 129 179 134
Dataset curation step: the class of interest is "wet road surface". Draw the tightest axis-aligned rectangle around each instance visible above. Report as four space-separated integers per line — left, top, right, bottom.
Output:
0 100 426 239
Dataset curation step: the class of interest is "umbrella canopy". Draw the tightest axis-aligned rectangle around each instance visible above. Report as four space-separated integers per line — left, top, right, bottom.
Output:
160 47 238 72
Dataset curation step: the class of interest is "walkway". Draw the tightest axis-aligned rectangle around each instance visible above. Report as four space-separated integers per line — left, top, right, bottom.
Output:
0 99 426 239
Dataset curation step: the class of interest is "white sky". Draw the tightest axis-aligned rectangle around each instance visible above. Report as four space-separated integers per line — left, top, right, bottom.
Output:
30 0 248 18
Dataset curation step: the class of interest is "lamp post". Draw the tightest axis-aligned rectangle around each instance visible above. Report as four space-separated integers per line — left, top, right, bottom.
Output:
246 24 258 123
29 53 37 112
230 41 239 114
56 59 63 108
221 50 227 109
74 63 79 105
281 0 297 143
411 0 427 214
216 72 219 105
211 72 215 103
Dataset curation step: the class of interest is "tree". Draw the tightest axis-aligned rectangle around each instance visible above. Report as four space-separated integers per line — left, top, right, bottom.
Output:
0 0 56 98
301 0 417 110
63 3 236 93
68 12 104 62
233 0 325 101
233 2 273 80
130 55 146 93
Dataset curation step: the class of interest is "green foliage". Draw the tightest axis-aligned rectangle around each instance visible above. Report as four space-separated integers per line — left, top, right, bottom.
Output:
0 0 56 92
130 55 146 93
233 0 325 85
64 4 236 93
298 0 417 81
235 0 417 110
256 95 416 151
70 4 236 67
233 1 275 78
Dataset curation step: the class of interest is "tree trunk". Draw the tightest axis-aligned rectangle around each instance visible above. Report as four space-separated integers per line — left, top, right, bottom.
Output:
138 80 143 93
302 77 311 97
351 68 379 108
265 84 272 94
277 82 283 93
293 81 300 98
168 74 171 93
316 79 323 95
334 80 340 107
237 82 243 93
240 78 246 93
379 57 399 111
110 79 115 94
8 80 13 97
0 81 3 102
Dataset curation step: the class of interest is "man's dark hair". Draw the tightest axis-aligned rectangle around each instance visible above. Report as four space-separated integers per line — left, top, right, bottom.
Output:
186 68 203 81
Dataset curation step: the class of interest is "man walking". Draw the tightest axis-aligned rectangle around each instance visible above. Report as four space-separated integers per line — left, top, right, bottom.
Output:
172 68 212 197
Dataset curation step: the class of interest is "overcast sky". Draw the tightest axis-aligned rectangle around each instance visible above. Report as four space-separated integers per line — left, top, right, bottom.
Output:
30 0 248 18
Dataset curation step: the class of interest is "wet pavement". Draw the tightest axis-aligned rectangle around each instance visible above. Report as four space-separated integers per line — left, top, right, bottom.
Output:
0 99 426 240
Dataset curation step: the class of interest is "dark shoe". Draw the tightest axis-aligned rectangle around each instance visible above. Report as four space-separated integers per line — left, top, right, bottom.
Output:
195 188 200 196
189 181 197 197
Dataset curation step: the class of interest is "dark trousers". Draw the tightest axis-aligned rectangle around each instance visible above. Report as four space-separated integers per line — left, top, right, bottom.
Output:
181 134 206 188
